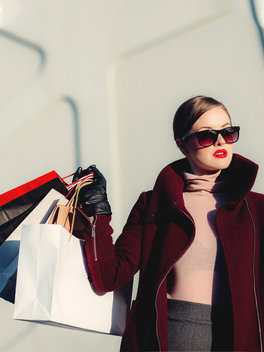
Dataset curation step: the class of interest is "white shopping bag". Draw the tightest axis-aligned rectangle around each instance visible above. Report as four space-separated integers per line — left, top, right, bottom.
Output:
0 189 66 302
14 224 132 335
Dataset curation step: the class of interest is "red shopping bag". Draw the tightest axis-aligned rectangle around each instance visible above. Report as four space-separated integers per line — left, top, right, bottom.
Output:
0 171 68 244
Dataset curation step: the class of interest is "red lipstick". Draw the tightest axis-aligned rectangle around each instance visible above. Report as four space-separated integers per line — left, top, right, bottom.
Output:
213 149 227 158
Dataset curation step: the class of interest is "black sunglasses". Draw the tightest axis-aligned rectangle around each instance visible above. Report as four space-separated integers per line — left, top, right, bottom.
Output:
181 126 240 147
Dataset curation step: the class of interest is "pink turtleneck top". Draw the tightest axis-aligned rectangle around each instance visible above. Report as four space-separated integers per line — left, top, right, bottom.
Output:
167 171 232 305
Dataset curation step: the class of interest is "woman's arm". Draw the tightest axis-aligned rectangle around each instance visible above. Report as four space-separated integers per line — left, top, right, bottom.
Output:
72 165 148 292
82 192 148 292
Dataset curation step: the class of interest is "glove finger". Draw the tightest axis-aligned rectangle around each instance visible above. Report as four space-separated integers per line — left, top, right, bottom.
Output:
73 164 97 183
72 167 83 182
78 185 96 203
85 164 96 174
79 165 106 188
90 167 106 187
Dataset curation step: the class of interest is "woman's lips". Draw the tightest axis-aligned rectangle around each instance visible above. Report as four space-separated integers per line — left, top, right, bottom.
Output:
213 149 227 158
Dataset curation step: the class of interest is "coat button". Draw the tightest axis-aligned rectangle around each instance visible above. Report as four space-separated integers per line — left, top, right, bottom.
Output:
150 212 155 216
172 201 177 206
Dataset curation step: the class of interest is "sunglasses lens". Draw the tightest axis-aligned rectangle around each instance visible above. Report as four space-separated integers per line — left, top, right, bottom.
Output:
222 127 239 143
197 130 216 146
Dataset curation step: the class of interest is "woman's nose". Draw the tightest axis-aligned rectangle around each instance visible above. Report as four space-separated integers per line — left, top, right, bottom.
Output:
214 133 226 146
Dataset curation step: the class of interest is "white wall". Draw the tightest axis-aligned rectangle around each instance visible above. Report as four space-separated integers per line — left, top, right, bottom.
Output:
1 1 264 351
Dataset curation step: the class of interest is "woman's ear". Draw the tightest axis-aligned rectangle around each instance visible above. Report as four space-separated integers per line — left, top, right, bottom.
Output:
176 138 186 155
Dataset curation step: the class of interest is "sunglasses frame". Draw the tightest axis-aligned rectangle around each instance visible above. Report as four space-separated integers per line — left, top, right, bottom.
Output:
181 126 240 147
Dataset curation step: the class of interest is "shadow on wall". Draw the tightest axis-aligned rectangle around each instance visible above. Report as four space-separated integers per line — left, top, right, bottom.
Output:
0 28 81 193
249 0 264 54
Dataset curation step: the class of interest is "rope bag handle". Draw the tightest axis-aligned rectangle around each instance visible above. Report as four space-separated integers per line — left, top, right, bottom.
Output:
67 178 94 234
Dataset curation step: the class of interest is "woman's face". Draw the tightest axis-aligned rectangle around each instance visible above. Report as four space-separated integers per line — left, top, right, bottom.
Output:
177 106 234 175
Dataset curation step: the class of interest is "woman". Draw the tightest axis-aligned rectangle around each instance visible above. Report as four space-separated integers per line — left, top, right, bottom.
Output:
75 96 264 351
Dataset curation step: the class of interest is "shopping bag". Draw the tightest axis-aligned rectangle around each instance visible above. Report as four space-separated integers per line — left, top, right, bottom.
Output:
48 177 93 234
0 171 68 244
0 240 19 303
0 189 67 303
14 224 132 335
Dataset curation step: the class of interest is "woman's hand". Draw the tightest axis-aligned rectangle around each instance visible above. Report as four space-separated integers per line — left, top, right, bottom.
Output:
73 165 111 217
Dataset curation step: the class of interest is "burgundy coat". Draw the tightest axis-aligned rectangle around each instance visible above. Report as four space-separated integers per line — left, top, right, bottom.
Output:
83 154 264 351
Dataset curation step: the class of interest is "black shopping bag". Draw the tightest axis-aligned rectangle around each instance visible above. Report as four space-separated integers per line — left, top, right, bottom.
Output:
0 171 68 245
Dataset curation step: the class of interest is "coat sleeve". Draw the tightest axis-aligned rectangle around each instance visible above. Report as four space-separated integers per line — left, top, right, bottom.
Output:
81 192 149 292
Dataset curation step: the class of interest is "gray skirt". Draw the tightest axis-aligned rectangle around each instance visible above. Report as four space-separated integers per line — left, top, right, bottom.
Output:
167 299 233 352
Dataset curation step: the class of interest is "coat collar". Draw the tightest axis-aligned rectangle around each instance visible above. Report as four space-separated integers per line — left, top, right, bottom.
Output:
146 154 258 220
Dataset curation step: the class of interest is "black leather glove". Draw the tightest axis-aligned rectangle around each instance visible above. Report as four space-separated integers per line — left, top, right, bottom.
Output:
73 165 111 217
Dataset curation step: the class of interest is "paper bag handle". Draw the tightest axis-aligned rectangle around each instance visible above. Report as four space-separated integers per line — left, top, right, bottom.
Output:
49 177 93 237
